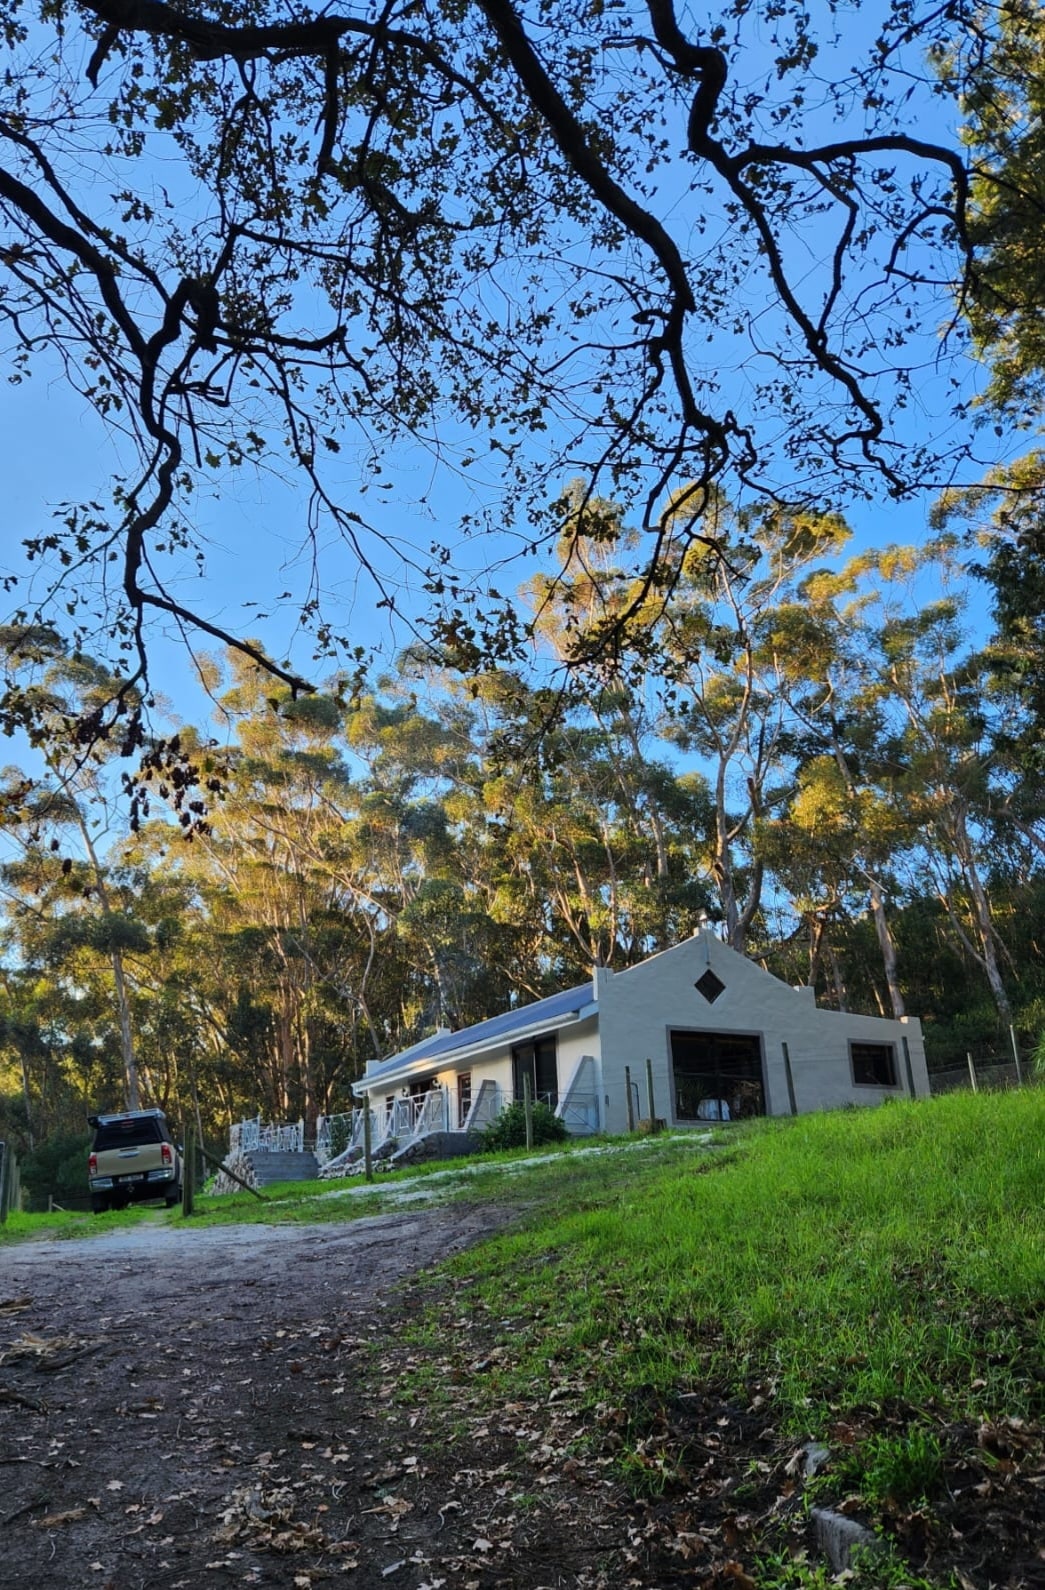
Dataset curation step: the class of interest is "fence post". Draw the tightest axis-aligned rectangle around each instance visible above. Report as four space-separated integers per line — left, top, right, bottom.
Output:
0 1142 7 1225
523 1072 534 1150
625 1065 635 1132
363 1100 373 1183
182 1128 196 1216
966 1052 978 1094
1009 1025 1025 1086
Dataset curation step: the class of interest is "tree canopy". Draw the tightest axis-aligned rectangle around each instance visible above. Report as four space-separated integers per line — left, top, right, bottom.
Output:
0 0 992 747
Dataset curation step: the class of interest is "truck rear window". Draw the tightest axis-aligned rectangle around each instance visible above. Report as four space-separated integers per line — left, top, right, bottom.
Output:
93 1119 164 1149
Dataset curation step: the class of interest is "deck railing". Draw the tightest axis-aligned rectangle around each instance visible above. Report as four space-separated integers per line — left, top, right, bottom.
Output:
317 1067 605 1172
229 1114 305 1156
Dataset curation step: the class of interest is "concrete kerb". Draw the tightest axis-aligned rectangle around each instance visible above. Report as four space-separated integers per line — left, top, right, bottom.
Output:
811 1508 885 1572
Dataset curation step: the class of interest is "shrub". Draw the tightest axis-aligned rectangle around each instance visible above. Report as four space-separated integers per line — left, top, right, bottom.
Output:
481 1100 569 1152
328 1114 353 1158
20 1132 92 1210
1033 1031 1045 1077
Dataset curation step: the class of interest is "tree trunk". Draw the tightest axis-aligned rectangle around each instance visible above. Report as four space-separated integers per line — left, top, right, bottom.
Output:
826 942 849 1011
868 877 906 1018
74 806 139 1110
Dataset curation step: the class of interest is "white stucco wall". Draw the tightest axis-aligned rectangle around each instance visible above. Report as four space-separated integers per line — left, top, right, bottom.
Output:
595 933 929 1133
360 934 929 1136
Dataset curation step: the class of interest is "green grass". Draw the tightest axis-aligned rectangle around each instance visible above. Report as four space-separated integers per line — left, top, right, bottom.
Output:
0 1202 156 1239
429 1091 1044 1434
753 1544 953 1590
0 1131 692 1240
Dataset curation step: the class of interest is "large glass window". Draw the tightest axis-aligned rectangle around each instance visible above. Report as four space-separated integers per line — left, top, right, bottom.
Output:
670 1031 765 1121
511 1035 558 1108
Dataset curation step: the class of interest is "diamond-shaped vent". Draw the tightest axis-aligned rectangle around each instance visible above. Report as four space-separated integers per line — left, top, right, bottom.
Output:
695 969 725 1004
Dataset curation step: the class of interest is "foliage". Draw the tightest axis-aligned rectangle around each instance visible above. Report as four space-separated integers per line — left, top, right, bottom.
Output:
958 0 1045 417
480 1099 569 1152
0 0 988 761
753 1546 950 1590
19 1132 92 1210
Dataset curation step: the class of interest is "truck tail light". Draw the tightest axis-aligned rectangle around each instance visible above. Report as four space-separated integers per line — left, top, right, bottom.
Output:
88 1153 97 1174
161 1142 172 1165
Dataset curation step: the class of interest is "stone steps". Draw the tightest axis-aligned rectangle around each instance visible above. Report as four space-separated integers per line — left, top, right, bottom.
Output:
243 1150 320 1187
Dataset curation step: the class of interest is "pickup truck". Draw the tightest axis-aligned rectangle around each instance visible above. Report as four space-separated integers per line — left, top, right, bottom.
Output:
87 1109 183 1214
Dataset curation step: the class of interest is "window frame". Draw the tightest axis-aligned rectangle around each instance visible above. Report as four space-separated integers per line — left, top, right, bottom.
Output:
849 1039 900 1089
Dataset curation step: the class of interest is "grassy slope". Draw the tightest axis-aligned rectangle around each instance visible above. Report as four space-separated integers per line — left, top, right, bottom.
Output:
401 1091 1043 1588
440 1091 1043 1431
3 1093 1041 1583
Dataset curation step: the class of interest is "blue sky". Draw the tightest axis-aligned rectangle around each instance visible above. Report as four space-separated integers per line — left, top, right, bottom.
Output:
0 0 1014 747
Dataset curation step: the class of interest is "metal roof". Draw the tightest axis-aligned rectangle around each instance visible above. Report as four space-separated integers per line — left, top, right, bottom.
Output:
364 981 595 1086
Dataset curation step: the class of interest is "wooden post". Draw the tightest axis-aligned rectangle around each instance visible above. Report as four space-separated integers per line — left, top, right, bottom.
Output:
182 1128 196 1217
1009 1025 1024 1086
625 1065 635 1132
645 1056 657 1125
198 1142 267 1200
966 1052 978 1094
523 1071 534 1150
781 1042 798 1116
362 1101 373 1184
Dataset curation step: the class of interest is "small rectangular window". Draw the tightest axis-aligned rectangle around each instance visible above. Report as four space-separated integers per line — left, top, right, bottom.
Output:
850 1041 898 1088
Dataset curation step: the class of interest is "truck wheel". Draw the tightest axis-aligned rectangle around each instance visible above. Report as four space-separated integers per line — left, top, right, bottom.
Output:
165 1186 181 1208
91 1194 111 1214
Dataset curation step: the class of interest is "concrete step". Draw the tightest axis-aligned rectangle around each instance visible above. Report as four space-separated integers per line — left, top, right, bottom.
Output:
244 1151 320 1187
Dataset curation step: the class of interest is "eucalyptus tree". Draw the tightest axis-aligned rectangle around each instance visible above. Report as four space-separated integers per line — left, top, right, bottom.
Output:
0 0 984 769
868 589 1017 1029
145 655 383 1122
955 0 1045 419
764 552 932 1017
0 627 157 1106
635 499 851 952
522 505 717 963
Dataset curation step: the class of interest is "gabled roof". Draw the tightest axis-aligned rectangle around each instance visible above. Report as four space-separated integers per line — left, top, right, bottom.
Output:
364 980 594 1087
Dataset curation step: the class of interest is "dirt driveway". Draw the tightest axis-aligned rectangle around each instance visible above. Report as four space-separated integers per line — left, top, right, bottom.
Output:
0 1204 634 1590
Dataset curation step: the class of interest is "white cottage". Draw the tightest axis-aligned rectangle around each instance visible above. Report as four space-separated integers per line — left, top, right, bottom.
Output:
358 931 929 1142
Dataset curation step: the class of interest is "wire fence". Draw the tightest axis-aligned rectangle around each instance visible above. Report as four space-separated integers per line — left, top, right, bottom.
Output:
928 1057 1039 1095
